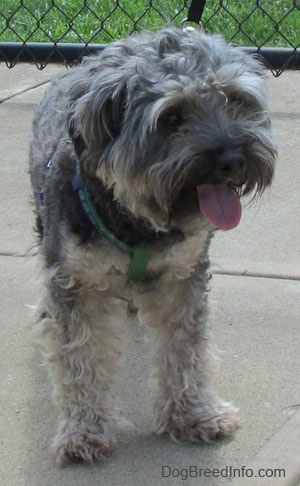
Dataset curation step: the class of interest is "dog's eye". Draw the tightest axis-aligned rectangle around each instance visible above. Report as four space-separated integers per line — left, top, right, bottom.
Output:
157 109 183 133
228 92 260 111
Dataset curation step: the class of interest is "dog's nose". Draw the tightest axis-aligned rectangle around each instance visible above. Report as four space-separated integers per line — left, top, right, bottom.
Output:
216 150 246 180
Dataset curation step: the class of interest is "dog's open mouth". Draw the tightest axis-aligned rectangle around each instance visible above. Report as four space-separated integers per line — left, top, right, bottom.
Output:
197 183 242 230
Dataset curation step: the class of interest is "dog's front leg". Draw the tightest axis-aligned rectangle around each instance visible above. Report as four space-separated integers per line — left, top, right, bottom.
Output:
33 269 125 465
137 269 239 443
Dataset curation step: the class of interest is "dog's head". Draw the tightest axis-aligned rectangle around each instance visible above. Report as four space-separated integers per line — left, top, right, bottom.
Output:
68 28 276 232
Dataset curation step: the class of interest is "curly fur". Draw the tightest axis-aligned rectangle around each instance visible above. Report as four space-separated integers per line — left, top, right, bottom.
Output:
29 27 276 465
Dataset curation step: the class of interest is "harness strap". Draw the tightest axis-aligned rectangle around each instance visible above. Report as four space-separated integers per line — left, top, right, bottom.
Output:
72 160 151 282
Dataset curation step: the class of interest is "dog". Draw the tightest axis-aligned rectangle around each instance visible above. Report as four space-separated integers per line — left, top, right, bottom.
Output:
29 27 276 465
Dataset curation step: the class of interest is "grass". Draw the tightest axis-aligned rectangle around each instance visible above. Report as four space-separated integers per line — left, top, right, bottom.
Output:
0 0 299 48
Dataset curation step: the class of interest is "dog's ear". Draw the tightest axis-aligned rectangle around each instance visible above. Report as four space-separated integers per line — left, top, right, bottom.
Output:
99 87 126 140
68 118 86 158
68 75 127 159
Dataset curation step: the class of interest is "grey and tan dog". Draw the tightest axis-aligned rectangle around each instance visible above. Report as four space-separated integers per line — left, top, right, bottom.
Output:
29 27 276 465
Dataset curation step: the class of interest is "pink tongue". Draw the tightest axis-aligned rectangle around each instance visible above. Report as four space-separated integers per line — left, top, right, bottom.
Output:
197 183 242 230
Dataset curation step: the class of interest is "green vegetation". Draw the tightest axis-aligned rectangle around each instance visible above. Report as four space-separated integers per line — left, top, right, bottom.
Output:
0 0 299 47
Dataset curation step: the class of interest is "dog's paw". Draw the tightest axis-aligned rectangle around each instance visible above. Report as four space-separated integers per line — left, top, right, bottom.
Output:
156 401 240 443
53 431 113 466
184 402 240 442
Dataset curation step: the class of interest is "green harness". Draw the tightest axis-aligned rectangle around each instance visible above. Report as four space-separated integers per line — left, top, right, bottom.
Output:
72 160 151 282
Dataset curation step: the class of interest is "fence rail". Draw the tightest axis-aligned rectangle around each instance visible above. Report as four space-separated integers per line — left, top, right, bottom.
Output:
0 1 299 76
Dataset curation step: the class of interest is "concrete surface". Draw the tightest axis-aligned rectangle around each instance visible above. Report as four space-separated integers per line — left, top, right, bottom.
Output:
0 62 299 486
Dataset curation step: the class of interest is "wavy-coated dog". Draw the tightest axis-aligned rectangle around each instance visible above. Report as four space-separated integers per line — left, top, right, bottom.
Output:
29 27 276 465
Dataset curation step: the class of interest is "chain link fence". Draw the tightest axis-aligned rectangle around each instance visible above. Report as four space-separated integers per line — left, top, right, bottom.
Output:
0 1 299 76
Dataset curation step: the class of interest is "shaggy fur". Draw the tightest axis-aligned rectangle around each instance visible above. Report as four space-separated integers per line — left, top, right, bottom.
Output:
29 27 276 465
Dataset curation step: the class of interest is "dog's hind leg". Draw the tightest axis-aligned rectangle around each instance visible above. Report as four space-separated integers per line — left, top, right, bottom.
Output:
32 265 125 465
137 267 240 443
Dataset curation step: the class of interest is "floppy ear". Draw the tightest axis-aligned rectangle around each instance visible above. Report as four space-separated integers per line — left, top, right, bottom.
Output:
68 72 127 159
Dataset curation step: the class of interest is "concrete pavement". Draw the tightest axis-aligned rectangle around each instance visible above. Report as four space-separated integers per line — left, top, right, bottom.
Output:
0 63 299 485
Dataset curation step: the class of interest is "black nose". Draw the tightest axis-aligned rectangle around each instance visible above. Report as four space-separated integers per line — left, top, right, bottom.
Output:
216 150 246 180
187 148 247 187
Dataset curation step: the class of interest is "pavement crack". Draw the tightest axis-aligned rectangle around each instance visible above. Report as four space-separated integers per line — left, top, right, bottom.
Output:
213 269 300 281
0 80 51 103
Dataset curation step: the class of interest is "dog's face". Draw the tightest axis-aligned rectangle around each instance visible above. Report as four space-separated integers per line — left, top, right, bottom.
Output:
69 28 276 232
